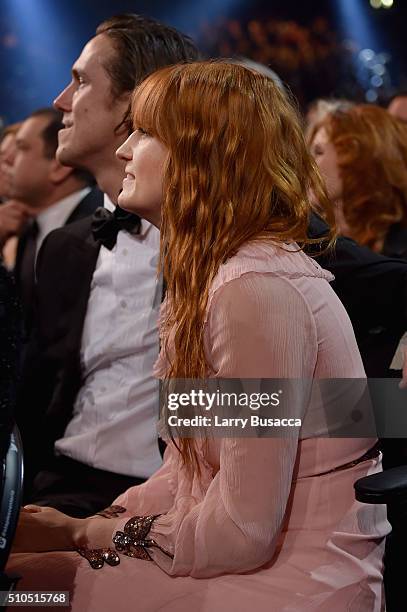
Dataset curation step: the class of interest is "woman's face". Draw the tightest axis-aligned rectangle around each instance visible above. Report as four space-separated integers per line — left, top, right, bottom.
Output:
311 126 343 203
116 129 168 227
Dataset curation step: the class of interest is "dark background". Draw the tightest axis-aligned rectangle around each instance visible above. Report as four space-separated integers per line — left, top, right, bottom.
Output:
1 0 406 124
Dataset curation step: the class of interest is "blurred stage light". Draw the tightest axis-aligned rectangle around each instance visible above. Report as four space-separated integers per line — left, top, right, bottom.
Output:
371 75 383 86
366 88 378 101
335 0 378 51
335 0 392 101
369 0 394 8
359 48 375 61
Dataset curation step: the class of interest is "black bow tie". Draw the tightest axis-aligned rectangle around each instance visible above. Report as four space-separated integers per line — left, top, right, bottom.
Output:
91 206 141 250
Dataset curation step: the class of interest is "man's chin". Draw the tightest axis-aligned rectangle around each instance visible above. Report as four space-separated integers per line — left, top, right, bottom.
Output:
56 144 79 168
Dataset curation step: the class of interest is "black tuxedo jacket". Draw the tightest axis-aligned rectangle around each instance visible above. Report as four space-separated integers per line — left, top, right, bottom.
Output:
17 212 407 476
16 189 104 475
14 187 103 330
307 215 407 377
383 223 407 260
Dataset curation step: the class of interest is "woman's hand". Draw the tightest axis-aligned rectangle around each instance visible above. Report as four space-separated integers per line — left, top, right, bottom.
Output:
11 505 124 554
11 505 82 553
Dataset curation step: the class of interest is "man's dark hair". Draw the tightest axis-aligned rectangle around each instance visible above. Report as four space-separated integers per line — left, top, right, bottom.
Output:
96 14 200 101
29 108 94 185
30 108 64 160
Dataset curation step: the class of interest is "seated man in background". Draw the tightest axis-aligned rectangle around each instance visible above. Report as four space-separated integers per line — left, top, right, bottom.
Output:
7 108 100 328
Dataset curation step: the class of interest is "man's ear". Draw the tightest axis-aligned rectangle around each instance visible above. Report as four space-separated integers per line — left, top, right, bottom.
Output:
49 158 74 184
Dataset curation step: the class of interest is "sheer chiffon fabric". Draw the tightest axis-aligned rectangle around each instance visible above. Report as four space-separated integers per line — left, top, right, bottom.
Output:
8 241 389 611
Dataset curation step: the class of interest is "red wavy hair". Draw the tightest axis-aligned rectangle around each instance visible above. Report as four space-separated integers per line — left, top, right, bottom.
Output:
321 104 407 251
131 61 335 471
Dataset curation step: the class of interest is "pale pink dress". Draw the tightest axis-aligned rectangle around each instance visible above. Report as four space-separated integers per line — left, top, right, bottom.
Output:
8 241 389 611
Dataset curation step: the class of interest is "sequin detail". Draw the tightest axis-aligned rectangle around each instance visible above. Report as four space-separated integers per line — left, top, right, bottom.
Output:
113 515 174 561
95 505 127 519
77 547 120 569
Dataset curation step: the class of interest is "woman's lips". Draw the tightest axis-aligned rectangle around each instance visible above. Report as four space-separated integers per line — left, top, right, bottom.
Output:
122 174 135 186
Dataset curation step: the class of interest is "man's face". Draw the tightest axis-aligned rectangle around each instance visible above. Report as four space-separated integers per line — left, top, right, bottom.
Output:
11 115 55 206
0 133 17 198
388 96 407 123
54 34 130 172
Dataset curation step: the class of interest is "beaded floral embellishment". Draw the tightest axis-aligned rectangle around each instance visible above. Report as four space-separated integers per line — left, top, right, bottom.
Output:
113 515 174 561
77 547 120 569
77 505 126 568
78 514 173 569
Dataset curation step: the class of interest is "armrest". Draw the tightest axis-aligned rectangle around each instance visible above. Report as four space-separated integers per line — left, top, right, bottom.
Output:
354 466 407 504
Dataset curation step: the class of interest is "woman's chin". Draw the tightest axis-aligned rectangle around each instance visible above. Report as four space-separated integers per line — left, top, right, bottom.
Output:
117 192 135 213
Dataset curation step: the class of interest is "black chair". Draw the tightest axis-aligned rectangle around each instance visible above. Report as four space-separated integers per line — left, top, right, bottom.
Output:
355 465 407 612
0 425 23 605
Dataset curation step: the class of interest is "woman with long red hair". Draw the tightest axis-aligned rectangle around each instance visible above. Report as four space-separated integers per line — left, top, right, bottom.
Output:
310 104 407 258
8 62 388 611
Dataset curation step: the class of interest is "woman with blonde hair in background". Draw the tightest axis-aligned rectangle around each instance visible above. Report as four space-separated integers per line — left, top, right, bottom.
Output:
8 62 388 611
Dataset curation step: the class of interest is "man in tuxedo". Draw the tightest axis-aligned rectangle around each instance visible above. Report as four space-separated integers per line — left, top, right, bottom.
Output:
17 15 199 517
3 108 101 326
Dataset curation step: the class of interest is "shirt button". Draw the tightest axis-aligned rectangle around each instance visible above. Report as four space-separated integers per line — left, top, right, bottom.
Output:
120 299 127 309
122 248 128 256
100 386 107 393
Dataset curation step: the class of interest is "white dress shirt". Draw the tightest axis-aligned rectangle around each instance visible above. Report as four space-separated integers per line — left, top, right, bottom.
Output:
35 187 91 255
55 195 163 478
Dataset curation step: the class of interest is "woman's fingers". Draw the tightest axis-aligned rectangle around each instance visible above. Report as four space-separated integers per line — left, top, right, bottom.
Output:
21 505 44 513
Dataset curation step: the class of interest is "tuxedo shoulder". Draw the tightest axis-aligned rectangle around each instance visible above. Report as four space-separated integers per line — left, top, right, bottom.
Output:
69 187 104 222
44 216 94 245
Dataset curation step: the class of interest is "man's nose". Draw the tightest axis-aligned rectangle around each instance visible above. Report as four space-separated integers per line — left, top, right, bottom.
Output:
54 82 73 112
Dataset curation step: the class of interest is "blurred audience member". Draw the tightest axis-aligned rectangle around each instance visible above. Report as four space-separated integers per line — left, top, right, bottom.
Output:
199 16 363 108
310 104 407 258
7 108 100 326
0 122 24 269
17 15 199 518
310 102 407 501
0 123 21 201
304 97 354 143
388 91 407 123
221 63 407 382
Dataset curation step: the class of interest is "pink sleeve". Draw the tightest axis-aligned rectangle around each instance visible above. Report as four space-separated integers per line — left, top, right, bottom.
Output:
112 444 178 516
147 273 318 577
